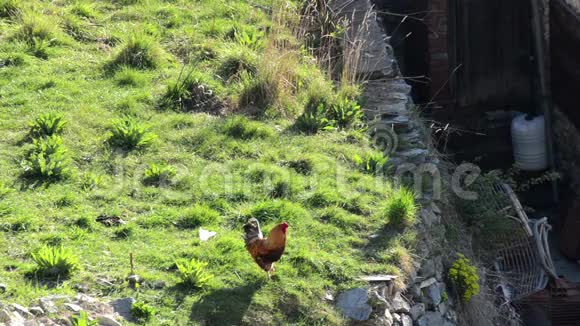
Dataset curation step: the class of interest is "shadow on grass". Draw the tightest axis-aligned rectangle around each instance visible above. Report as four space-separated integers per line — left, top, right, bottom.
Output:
363 223 401 254
189 281 263 325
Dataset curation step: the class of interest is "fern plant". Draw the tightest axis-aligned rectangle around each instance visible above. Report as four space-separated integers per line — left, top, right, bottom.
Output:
22 135 71 180
295 103 336 134
28 112 67 138
131 301 155 322
143 163 176 186
175 258 214 288
108 116 156 150
71 311 98 326
448 253 480 302
31 245 79 278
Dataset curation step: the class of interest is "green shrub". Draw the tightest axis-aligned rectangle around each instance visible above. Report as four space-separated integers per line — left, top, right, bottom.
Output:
28 112 67 138
0 0 19 19
143 163 176 186
0 53 26 67
384 188 417 227
108 116 156 150
160 70 221 112
114 225 134 239
131 301 155 323
177 204 220 228
71 311 98 326
81 172 104 191
31 245 79 278
353 152 388 174
282 158 313 175
110 32 162 70
175 258 213 288
222 116 274 140
448 254 480 302
22 135 71 180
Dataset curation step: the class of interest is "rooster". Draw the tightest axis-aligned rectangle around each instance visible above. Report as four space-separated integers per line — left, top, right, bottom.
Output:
243 218 288 278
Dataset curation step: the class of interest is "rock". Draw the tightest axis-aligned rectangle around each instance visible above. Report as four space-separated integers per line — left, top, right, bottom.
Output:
96 278 115 287
64 303 83 313
358 275 398 283
11 304 33 319
392 313 401 323
421 208 440 227
431 202 442 215
110 297 135 321
29 307 44 316
24 320 41 326
75 284 89 293
400 314 412 326
422 283 442 307
409 303 425 320
391 293 410 313
126 275 141 289
0 309 24 325
419 277 437 289
324 291 334 302
438 302 448 315
409 285 421 299
39 298 58 314
335 288 372 321
0 283 6 293
97 315 122 326
368 290 390 310
0 309 12 322
416 312 445 326
151 280 166 290
418 258 436 278
76 294 98 304
382 309 394 326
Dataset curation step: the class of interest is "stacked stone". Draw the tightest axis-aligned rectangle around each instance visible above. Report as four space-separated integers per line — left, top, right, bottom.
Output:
331 1 457 325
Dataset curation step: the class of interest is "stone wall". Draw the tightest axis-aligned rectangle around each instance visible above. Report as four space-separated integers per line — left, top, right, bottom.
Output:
331 1 458 325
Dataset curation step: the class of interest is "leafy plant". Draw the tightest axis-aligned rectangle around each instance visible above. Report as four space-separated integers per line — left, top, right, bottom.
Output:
22 135 71 180
81 172 104 191
235 29 264 49
384 187 417 227
108 116 156 150
353 152 388 174
0 182 12 199
143 163 177 186
329 98 363 129
294 103 335 134
31 245 79 278
175 258 214 288
28 112 67 138
131 301 155 322
448 254 480 302
71 311 98 326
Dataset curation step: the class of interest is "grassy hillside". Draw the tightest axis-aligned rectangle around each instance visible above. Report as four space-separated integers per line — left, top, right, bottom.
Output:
0 0 417 324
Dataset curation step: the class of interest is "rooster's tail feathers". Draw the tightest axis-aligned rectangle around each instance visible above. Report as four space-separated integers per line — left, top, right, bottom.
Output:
243 218 263 245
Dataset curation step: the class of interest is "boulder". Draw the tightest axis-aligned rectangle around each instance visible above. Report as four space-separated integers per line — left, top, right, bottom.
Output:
29 307 44 316
97 315 122 326
390 293 410 313
64 303 83 313
400 314 412 326
422 283 442 307
11 303 33 319
409 303 425 320
335 288 372 321
110 297 135 321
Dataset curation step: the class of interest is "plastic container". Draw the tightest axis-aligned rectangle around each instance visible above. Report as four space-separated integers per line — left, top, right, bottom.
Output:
511 114 548 171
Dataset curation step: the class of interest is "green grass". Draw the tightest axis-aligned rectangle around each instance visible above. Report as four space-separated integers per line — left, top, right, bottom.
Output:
0 0 417 324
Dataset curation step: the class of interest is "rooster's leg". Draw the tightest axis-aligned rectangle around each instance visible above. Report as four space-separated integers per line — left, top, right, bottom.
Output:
267 271 271 280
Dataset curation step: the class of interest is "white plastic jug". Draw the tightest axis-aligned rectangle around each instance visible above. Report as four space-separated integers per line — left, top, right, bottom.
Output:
511 114 548 171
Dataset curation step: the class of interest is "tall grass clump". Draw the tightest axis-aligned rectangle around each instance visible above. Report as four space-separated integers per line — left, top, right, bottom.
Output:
15 12 58 45
218 44 258 81
0 0 19 18
160 69 221 112
22 135 71 181
175 258 214 288
222 116 274 140
385 187 417 227
114 66 147 87
31 245 79 278
177 204 220 228
28 112 67 138
108 116 156 150
110 32 162 70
